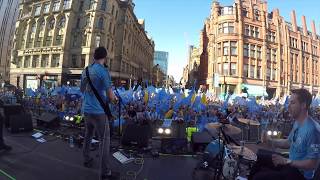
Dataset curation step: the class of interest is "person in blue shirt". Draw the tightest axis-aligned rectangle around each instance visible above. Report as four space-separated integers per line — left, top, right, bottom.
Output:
253 88 320 180
80 47 118 180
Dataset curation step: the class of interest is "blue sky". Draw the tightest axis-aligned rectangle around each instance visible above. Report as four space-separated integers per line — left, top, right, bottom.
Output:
133 0 320 82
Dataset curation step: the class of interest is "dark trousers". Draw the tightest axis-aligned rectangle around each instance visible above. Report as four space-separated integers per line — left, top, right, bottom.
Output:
83 114 110 173
0 114 3 146
250 149 305 180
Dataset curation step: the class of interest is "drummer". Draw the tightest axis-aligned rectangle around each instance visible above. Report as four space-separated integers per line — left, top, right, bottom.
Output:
252 89 320 180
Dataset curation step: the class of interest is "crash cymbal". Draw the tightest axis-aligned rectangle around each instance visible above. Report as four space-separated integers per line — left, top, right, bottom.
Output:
228 145 257 161
238 118 260 126
205 123 241 136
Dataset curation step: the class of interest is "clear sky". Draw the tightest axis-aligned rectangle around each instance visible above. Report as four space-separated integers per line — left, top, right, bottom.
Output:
133 0 320 82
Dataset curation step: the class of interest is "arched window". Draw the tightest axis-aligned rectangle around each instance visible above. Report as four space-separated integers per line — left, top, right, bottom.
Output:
101 0 107 11
49 18 55 30
39 20 45 31
98 17 104 29
31 22 36 33
58 17 66 29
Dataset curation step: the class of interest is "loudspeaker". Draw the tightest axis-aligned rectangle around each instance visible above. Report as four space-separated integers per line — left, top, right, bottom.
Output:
9 113 33 133
36 112 60 128
121 124 150 147
191 131 214 152
160 138 188 154
2 104 24 128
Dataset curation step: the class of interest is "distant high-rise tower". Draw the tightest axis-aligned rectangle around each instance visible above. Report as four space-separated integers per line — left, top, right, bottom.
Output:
0 0 19 82
154 51 168 75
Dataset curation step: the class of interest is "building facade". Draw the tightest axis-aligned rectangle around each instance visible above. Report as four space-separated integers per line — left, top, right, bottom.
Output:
10 0 154 90
193 0 320 97
154 51 168 75
0 0 19 83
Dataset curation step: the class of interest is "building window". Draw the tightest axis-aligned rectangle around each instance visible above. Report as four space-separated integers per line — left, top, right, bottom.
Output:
95 35 101 47
221 22 234 34
266 68 271 80
244 44 249 57
101 0 107 11
302 41 308 52
89 0 95 10
272 69 276 80
267 48 271 60
63 0 71 9
250 26 255 37
41 55 49 67
223 42 229 56
72 55 77 68
255 27 259 38
34 5 41 16
81 54 86 67
254 9 260 20
31 23 36 33
217 63 221 74
250 45 255 58
250 65 255 78
49 18 55 30
43 3 50 14
58 17 66 29
98 17 104 29
242 8 248 17
45 36 52 46
27 38 34 48
55 35 63 45
257 46 262 59
217 43 221 56
24 56 30 68
35 37 43 47
223 63 229 75
243 64 248 77
32 55 39 68
272 49 277 62
268 31 276 42
39 20 45 31
231 63 236 76
257 66 261 79
221 6 234 15
82 34 87 46
245 25 250 36
51 54 60 67
53 1 60 12
230 41 237 55
17 57 22 68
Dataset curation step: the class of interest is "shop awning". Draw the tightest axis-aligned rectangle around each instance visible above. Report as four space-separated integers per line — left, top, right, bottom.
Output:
242 84 267 97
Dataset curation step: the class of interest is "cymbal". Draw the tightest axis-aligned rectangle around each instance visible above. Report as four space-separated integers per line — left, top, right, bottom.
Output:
238 118 260 126
205 123 242 136
228 145 257 161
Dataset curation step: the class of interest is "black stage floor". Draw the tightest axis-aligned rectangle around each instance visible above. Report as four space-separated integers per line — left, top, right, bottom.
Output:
0 130 199 180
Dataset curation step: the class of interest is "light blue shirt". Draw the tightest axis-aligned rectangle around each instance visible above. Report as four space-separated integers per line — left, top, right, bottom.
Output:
80 63 112 115
288 117 320 179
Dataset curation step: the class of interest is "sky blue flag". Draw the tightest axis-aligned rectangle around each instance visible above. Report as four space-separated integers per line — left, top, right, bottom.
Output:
67 87 82 96
25 88 36 97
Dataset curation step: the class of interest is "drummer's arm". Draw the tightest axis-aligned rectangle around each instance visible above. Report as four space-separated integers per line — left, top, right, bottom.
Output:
269 138 290 149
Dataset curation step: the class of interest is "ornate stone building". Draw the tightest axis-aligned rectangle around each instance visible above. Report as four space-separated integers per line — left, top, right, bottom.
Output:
10 0 154 90
194 0 320 97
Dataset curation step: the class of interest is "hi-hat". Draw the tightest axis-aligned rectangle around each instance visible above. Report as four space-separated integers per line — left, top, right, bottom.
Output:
238 118 260 126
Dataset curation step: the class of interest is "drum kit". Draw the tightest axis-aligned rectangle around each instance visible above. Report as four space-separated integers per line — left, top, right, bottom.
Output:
199 120 258 180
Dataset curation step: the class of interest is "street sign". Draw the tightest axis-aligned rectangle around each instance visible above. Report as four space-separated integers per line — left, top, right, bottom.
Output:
214 73 220 88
